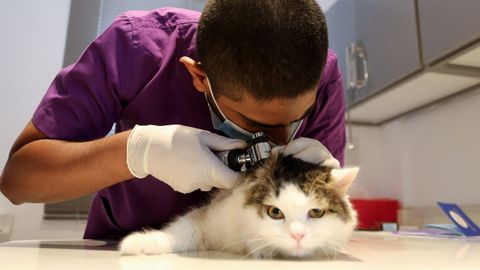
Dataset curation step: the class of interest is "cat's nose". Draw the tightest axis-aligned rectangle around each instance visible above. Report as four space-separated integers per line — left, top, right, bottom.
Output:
291 233 305 242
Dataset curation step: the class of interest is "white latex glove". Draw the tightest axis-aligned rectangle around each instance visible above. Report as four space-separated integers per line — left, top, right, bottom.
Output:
273 137 341 168
127 125 247 193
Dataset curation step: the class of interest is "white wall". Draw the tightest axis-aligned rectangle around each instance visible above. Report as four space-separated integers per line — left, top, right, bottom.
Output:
345 125 404 201
317 0 338 11
97 0 207 33
347 86 480 208
0 0 81 240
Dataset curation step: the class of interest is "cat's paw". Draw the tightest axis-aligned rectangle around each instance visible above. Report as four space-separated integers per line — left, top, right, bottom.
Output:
119 231 174 256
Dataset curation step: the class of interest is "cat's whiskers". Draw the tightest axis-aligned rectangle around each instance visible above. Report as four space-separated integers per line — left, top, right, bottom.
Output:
323 245 342 260
242 234 287 259
326 242 361 262
307 235 347 259
323 236 378 260
318 246 331 259
218 236 270 252
242 242 273 259
326 243 341 259
325 235 347 246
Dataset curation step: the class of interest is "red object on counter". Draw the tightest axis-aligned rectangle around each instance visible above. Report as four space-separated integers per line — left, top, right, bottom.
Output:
350 198 399 230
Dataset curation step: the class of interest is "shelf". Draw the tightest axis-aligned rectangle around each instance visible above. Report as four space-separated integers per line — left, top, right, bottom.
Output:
449 43 480 68
349 72 480 124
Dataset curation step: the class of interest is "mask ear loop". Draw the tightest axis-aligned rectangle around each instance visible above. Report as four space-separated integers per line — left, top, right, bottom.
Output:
206 77 229 121
288 119 304 142
206 78 256 140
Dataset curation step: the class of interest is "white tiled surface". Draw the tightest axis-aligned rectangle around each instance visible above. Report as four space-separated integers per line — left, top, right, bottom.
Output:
0 232 479 270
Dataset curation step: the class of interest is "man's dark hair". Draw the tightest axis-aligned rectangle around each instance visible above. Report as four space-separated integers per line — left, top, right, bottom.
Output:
197 0 328 101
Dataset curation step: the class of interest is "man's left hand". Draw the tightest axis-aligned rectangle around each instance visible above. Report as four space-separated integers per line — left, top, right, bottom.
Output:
273 137 340 168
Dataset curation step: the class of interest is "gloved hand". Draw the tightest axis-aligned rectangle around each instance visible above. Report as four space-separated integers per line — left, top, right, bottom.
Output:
273 137 341 168
127 125 247 193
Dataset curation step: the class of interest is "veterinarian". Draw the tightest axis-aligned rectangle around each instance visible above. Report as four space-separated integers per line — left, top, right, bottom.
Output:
0 0 345 240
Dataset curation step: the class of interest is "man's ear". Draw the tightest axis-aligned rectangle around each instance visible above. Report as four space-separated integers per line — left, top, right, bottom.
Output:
180 56 208 93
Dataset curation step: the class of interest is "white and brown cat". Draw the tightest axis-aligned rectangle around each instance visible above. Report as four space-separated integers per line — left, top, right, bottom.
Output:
120 153 358 258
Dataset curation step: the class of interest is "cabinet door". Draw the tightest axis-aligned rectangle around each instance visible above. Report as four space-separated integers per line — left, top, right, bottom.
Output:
326 0 422 106
353 0 421 103
418 0 480 64
325 0 357 105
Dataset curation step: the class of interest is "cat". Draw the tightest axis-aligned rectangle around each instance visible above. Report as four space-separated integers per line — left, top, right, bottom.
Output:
119 152 358 259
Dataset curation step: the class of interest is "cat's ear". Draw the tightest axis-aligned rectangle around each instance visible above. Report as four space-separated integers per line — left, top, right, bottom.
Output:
329 167 359 194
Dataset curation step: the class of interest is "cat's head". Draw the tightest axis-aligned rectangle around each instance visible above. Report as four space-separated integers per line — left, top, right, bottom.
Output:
242 153 358 258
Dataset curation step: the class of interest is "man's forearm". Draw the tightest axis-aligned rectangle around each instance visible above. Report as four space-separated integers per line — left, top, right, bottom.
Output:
0 131 134 204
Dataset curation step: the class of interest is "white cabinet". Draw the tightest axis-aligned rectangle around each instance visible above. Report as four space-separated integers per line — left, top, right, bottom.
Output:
326 0 480 124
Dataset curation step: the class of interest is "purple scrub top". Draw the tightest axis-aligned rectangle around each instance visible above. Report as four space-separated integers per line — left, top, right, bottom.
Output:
32 8 346 240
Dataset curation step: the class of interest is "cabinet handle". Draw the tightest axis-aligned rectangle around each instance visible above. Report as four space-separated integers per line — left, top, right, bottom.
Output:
346 43 369 90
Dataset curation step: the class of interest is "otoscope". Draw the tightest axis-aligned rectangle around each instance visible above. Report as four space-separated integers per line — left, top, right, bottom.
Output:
216 132 271 172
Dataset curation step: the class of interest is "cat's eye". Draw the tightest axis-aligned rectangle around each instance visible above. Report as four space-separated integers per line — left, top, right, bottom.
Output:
308 208 326 218
266 206 285 220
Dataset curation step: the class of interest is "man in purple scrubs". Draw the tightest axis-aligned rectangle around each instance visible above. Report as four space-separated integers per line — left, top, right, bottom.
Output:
0 1 346 240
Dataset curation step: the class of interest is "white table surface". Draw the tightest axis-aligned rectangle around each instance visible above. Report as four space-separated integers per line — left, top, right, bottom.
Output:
0 231 479 270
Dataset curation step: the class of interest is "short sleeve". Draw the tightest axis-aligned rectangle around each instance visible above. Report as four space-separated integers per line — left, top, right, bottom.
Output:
32 15 136 141
302 52 346 167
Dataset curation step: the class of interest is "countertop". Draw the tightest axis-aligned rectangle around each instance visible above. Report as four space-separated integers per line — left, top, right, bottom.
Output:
0 232 479 270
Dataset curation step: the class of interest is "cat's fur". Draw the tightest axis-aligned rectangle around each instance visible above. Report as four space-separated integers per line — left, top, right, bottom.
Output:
119 153 358 258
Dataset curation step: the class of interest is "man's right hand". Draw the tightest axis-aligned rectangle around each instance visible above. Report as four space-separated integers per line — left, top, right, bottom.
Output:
127 125 247 193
